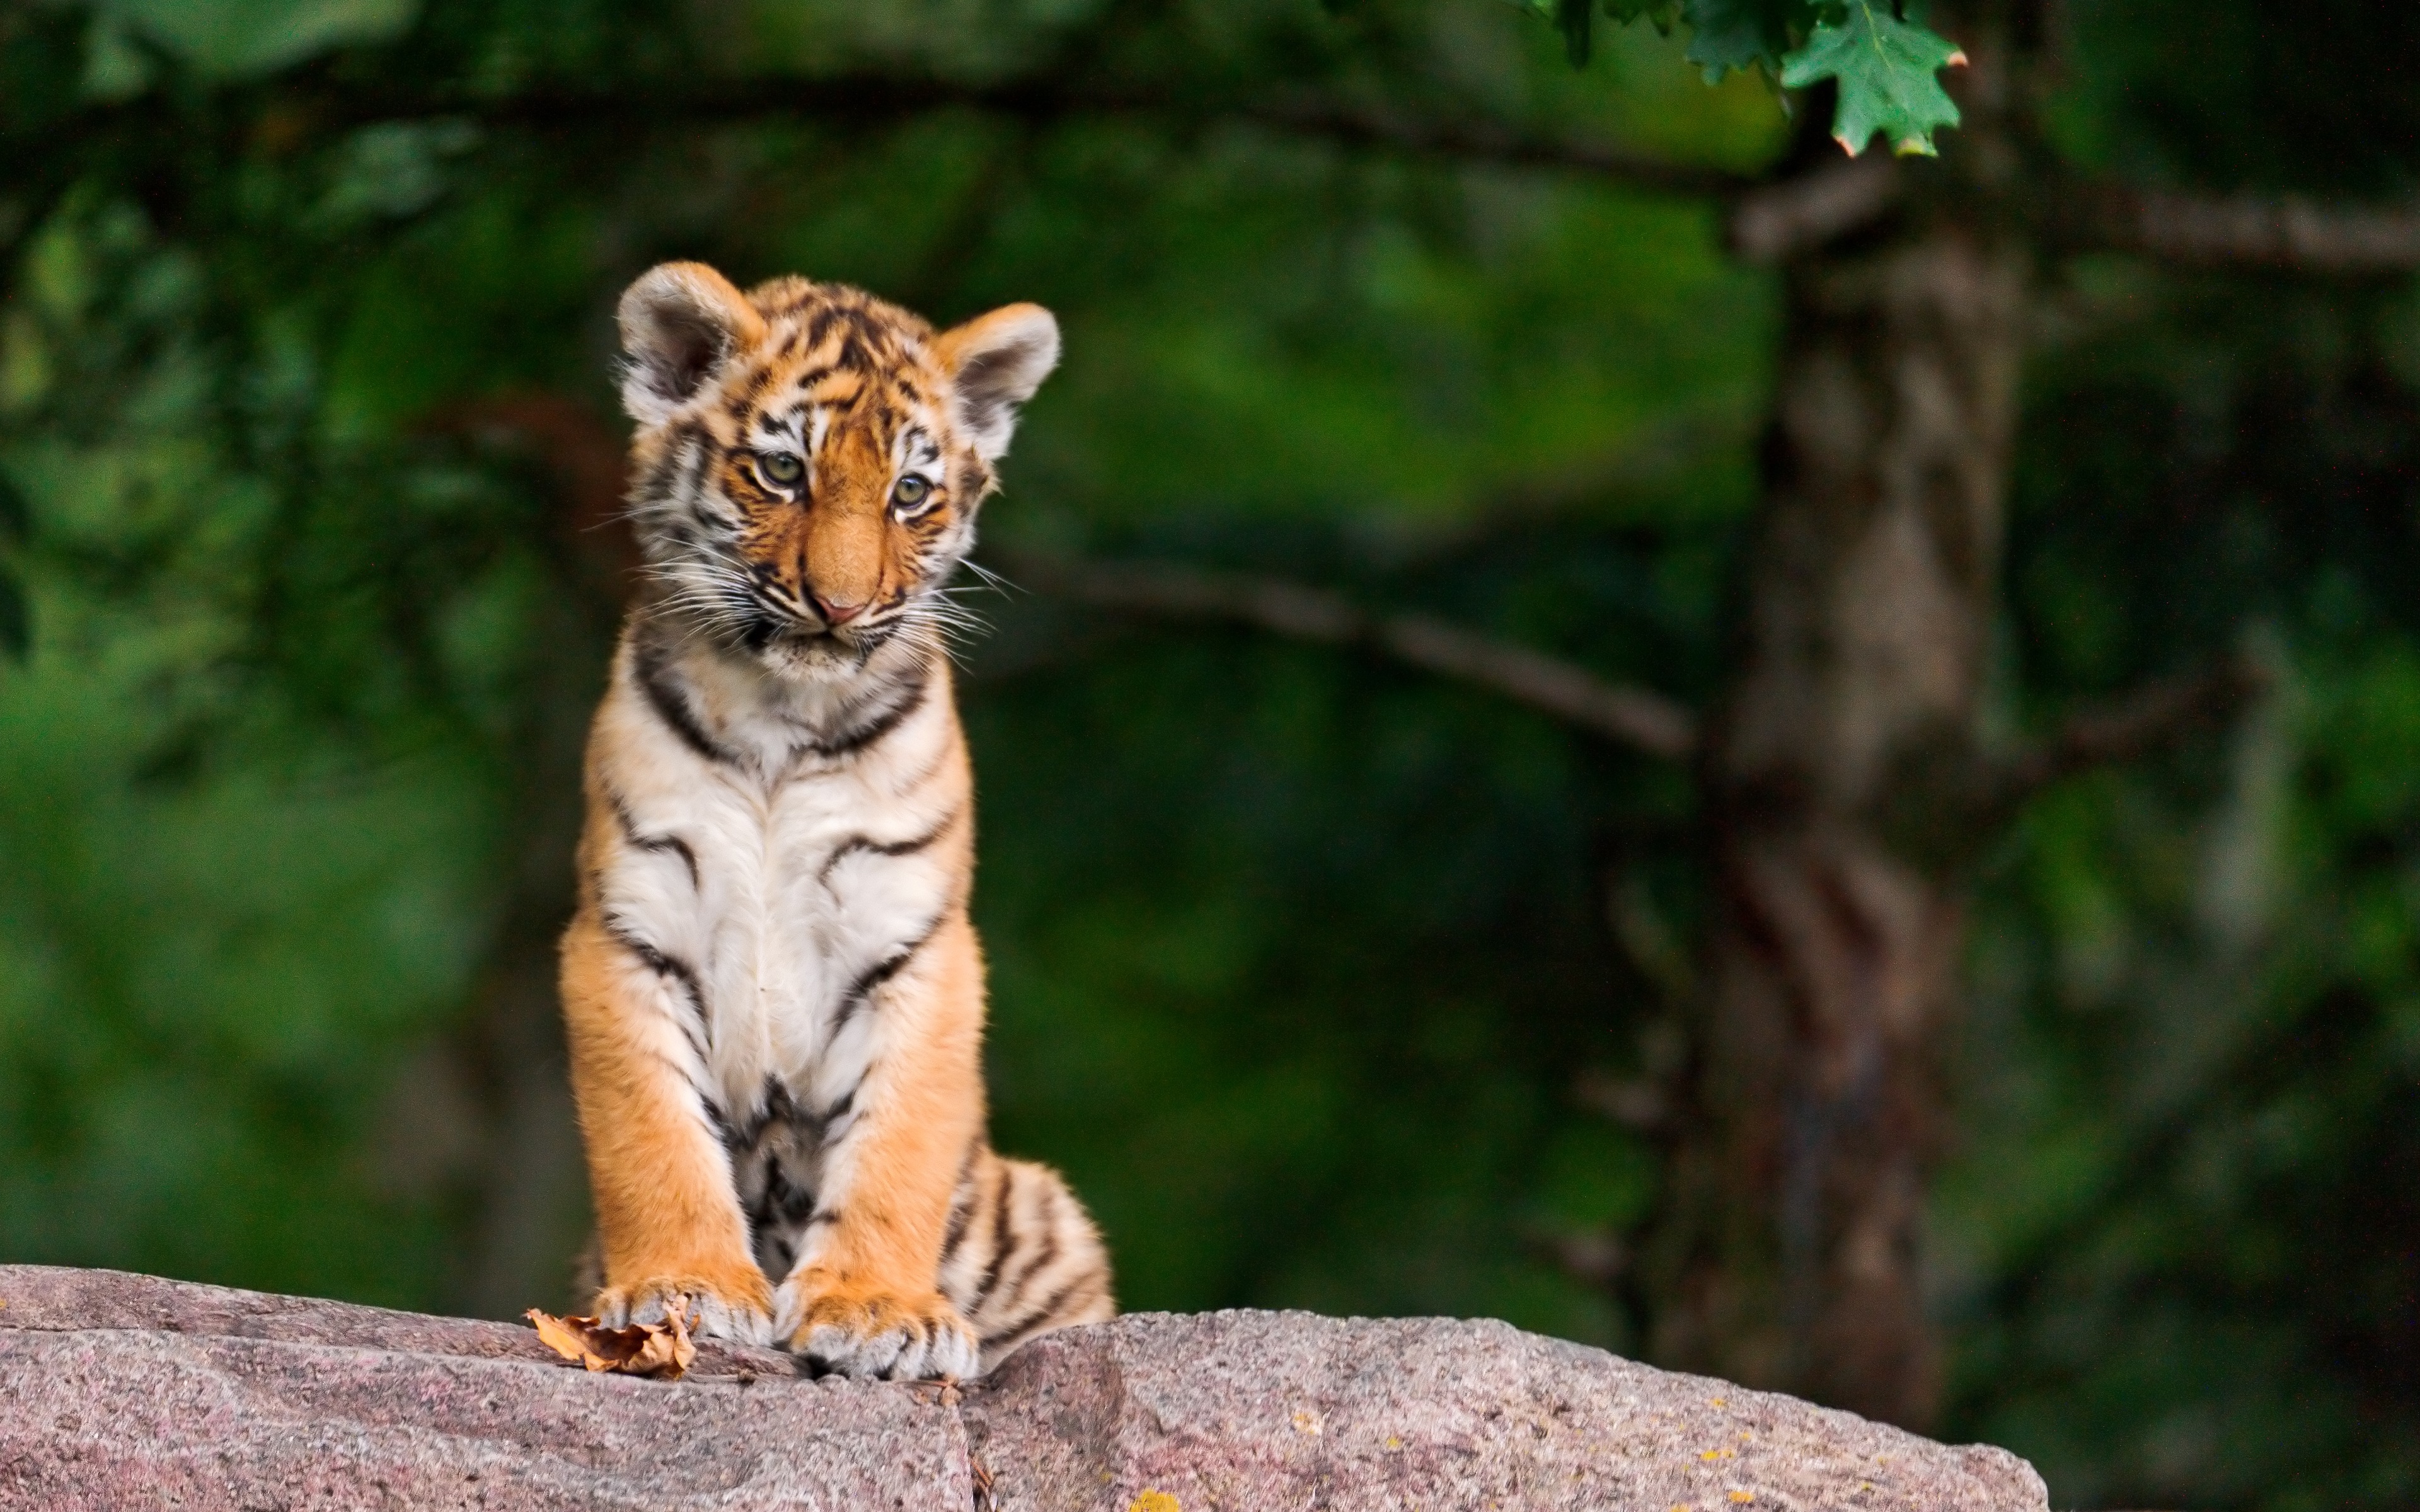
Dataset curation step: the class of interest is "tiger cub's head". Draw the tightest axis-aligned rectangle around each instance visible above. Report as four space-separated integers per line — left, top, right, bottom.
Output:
614 261 1058 680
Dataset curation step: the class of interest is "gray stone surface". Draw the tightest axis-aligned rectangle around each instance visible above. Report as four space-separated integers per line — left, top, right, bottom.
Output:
0 1265 2045 1511
962 1310 2046 1511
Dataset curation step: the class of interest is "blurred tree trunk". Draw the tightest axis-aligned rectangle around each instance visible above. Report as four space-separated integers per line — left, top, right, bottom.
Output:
1649 39 2024 1429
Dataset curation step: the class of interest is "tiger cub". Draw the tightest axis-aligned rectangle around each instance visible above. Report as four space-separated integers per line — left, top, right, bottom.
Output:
557 261 1112 1380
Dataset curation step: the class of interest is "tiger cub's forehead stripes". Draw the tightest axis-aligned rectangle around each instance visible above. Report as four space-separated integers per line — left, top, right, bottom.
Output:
692 284 977 624
732 289 957 465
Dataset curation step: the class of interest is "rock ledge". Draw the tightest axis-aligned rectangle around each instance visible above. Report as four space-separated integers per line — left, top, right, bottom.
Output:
0 1264 2046 1510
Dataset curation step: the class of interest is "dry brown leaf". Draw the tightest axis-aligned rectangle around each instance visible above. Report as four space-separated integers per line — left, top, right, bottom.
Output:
525 1303 697 1381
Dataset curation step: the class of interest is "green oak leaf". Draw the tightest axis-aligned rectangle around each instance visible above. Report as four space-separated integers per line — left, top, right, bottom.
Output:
0 471 25 661
1603 0 1683 33
0 470 26 544
0 570 25 662
1778 1 1966 156
1555 0 1594 64
1683 0 1792 83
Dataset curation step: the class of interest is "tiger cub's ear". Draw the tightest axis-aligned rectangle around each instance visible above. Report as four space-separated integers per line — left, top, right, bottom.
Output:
617 262 768 427
933 303 1061 462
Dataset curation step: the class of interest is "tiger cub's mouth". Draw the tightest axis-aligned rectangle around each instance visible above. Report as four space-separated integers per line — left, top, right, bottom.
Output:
735 606 906 678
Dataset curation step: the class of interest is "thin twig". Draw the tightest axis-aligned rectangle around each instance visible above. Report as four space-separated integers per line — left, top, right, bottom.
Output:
1242 95 1751 198
1997 652 2268 803
1572 1067 1673 1131
1519 1224 1629 1287
996 552 1699 759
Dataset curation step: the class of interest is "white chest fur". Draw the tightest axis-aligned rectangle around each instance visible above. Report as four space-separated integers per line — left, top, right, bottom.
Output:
592 650 964 1127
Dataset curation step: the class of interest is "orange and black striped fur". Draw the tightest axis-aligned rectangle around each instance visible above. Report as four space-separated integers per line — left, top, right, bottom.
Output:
559 262 1112 1380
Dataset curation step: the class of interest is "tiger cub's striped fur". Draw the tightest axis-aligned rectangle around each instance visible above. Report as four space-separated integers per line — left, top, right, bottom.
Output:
559 262 1111 1380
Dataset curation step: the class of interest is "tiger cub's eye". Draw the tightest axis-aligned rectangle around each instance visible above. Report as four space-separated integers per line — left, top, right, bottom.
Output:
756 452 805 488
892 475 933 512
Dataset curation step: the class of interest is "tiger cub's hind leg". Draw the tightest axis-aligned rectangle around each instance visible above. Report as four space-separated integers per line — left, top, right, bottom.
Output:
938 1151 1115 1371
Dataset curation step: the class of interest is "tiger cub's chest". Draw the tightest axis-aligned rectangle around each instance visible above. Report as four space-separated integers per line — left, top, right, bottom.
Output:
606 760 956 1109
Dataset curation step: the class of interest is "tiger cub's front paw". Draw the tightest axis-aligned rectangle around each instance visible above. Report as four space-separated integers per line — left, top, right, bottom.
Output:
594 1267 776 1348
778 1277 980 1381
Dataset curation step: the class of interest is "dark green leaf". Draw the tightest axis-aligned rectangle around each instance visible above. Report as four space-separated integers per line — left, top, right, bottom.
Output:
0 570 28 662
1557 0 1594 65
0 469 26 544
1778 0 1966 156
1682 0 1792 82
1603 0 1682 33
108 0 420 81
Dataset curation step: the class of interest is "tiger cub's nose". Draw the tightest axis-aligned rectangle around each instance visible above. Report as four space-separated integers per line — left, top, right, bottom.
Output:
812 593 866 626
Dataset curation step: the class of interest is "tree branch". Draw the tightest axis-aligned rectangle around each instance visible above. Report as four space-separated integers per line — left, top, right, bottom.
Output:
1996 652 2268 804
42 52 2420 275
1240 96 1751 198
471 81 1748 197
68 69 1747 203
2058 182 2420 273
993 552 1699 759
1727 157 1903 263
1726 158 2420 275
1572 1067 1673 1131
1519 1224 1629 1287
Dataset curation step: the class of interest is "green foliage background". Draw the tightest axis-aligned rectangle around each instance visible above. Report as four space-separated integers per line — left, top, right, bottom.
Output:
4 3 2419 1508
